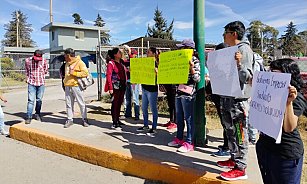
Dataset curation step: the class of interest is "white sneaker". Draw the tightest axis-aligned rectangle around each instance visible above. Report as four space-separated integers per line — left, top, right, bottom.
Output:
0 128 9 136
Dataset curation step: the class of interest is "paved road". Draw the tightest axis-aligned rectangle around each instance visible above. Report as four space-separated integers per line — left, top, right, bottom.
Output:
0 136 161 184
1 81 162 184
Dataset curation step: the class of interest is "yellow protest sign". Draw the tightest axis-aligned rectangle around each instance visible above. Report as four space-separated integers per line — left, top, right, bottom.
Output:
130 57 156 85
158 49 193 84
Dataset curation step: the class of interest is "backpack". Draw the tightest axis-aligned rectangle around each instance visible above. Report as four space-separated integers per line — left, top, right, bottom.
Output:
253 52 265 72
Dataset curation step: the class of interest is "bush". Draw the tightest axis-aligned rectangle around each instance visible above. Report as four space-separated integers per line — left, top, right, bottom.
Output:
9 72 26 82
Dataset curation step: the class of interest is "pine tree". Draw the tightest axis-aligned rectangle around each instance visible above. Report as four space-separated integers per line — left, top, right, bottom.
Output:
94 13 110 45
280 22 303 56
72 13 83 25
146 7 174 40
1 10 36 47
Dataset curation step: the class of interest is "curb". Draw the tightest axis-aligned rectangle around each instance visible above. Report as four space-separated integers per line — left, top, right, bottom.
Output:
9 124 249 184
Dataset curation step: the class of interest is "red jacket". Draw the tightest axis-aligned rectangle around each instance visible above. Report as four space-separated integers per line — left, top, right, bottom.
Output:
104 60 127 92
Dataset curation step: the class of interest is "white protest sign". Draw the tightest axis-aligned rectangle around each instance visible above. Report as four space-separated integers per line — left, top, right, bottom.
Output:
249 71 291 143
207 46 242 97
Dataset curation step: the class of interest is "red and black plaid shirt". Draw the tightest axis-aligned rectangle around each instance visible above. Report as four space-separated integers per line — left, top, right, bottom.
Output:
25 57 48 86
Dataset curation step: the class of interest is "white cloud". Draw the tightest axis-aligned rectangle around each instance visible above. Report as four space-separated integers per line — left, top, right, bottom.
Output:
206 1 249 25
266 18 307 28
5 0 48 12
96 7 120 13
174 21 192 29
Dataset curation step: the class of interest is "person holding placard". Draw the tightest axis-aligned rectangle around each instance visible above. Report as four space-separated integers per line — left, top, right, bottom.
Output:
137 47 159 137
206 43 231 157
217 21 254 181
256 58 307 184
104 48 127 130
167 39 200 153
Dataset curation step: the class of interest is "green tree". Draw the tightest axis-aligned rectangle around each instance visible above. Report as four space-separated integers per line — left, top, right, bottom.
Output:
72 13 83 25
1 10 36 47
280 22 303 56
246 20 279 56
298 30 307 56
94 13 110 45
146 6 174 40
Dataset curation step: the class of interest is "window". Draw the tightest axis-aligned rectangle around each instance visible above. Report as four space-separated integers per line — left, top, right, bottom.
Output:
75 31 84 40
51 31 55 41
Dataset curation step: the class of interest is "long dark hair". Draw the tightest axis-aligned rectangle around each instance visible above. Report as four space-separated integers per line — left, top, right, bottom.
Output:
270 58 304 92
148 47 160 63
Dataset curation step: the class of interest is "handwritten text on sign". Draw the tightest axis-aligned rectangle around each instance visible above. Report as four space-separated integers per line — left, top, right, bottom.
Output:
249 71 291 143
207 46 242 97
130 57 156 85
158 49 193 84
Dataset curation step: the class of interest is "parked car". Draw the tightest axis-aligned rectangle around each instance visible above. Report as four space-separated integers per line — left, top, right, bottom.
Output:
290 57 307 99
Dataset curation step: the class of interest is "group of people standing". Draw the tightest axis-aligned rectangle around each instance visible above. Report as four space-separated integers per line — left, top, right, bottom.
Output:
104 20 307 183
0 20 305 183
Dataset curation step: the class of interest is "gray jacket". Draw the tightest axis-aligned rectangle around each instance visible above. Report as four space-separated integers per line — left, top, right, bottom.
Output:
237 41 254 98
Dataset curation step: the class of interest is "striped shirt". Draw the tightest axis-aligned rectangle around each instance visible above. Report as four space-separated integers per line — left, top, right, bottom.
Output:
25 57 48 86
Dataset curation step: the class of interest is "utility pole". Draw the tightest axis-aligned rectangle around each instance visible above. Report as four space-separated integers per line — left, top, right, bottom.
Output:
16 11 19 47
193 0 206 146
50 0 53 23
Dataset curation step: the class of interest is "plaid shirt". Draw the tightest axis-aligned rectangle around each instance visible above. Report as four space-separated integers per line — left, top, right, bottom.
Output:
25 57 48 86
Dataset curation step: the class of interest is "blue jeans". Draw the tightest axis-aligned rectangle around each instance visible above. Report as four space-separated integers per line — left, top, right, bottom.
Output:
176 96 195 144
125 83 140 118
27 84 45 119
256 139 303 184
0 106 4 129
142 87 158 129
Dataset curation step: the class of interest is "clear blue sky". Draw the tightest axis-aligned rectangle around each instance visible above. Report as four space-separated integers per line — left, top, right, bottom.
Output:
1 0 307 48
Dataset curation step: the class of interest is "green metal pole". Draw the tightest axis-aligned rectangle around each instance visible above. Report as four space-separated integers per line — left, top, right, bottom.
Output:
193 0 206 146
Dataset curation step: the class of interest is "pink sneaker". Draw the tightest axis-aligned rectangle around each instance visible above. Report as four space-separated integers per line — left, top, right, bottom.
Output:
167 122 177 129
168 138 184 147
177 142 194 153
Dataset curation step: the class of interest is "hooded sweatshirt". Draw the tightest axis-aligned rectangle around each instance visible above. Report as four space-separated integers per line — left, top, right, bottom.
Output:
237 41 254 98
63 56 89 87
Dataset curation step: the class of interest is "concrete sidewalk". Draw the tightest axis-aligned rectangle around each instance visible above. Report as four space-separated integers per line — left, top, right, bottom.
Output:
9 99 261 184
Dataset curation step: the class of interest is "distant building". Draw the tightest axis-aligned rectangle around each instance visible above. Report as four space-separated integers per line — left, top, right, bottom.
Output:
41 22 109 54
41 22 109 77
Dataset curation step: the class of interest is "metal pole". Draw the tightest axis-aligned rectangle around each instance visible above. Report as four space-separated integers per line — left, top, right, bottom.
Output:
97 29 102 101
50 0 53 23
16 11 19 47
141 37 144 57
193 0 206 146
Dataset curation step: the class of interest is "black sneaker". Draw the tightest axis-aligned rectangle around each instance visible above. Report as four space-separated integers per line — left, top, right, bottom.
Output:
134 117 140 121
25 118 31 124
34 114 42 122
146 129 157 137
137 126 149 132
111 124 122 130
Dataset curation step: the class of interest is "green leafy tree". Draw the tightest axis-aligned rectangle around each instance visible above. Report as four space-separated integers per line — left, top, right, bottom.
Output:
1 10 36 47
280 22 303 56
72 13 83 25
146 6 174 40
246 20 279 56
298 30 307 56
94 13 110 45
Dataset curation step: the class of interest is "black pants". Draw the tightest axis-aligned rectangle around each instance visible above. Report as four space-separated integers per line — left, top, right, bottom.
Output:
164 84 176 123
211 94 228 149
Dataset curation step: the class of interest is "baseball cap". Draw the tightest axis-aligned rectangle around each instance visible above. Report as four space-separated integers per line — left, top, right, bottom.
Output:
176 39 195 49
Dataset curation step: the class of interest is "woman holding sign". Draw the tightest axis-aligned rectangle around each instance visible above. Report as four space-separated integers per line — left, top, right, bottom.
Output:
167 39 201 153
136 47 159 137
256 58 307 184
